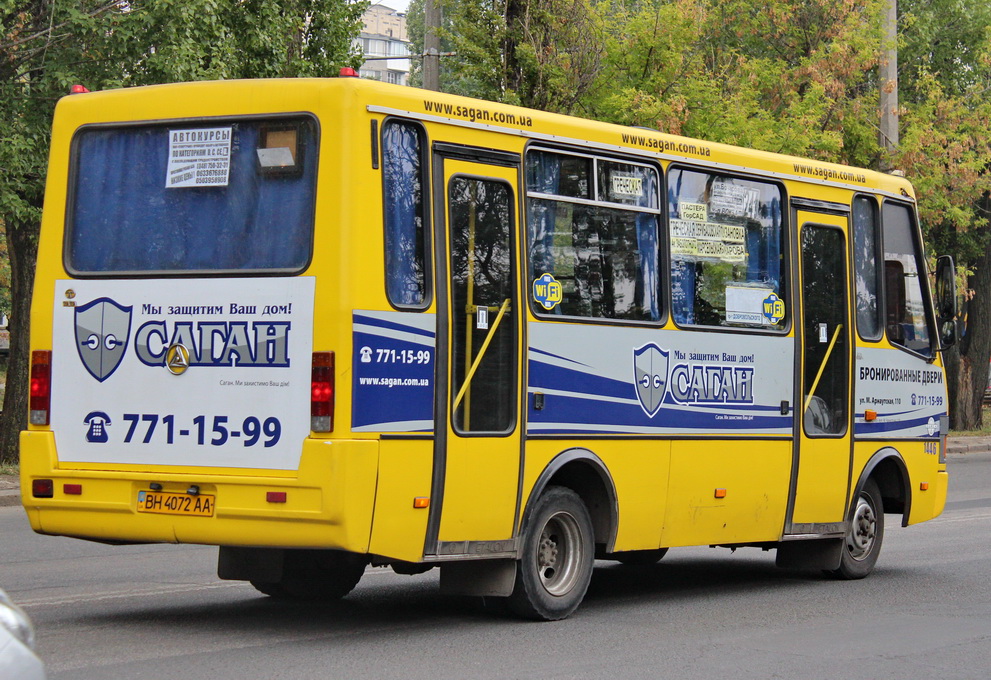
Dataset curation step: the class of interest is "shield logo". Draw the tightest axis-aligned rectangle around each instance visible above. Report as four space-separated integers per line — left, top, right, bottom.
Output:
75 297 133 382
633 343 669 418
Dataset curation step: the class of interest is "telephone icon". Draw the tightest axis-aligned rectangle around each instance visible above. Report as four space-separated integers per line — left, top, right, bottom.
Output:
84 411 111 443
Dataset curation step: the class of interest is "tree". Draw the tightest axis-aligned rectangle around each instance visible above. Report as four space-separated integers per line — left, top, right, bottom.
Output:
0 0 367 464
407 0 603 113
589 0 885 166
896 0 991 429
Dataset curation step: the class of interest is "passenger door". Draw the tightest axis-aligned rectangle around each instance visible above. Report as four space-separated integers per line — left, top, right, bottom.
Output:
787 209 853 533
425 145 523 556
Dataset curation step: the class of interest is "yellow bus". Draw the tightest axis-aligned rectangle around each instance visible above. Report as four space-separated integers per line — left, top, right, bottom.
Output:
21 75 957 620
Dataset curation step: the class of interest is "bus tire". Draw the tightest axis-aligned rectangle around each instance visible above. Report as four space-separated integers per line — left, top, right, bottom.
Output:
250 549 366 601
829 478 884 580
614 548 668 566
508 486 594 621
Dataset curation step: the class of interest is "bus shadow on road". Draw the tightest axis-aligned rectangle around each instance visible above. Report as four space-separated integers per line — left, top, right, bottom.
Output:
58 549 910 637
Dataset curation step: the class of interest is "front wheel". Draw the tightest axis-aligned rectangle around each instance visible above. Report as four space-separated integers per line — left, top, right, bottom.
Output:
829 478 884 579
508 486 595 621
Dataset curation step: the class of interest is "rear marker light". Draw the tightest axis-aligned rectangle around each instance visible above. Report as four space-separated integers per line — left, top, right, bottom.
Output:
64 484 82 495
311 352 335 433
32 479 54 498
267 492 287 503
30 351 52 425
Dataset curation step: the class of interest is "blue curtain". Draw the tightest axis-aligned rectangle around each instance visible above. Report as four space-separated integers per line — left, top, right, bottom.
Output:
745 195 781 289
525 151 561 278
69 120 315 273
634 168 659 320
383 122 426 306
669 171 695 324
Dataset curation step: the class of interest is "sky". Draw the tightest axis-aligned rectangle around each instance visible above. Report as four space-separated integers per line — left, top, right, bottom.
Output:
375 0 411 12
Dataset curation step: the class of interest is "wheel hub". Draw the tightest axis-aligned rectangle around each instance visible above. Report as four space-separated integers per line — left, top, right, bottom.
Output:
535 511 582 596
847 496 877 560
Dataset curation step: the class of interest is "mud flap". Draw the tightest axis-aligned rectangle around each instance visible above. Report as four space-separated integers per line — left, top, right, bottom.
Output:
775 538 843 571
440 559 517 597
218 546 285 582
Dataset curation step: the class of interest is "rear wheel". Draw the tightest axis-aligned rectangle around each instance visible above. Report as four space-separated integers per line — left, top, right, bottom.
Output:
250 549 366 601
508 486 594 621
829 478 884 579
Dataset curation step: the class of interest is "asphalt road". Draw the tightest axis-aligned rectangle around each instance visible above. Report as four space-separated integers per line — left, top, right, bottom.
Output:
2 452 990 680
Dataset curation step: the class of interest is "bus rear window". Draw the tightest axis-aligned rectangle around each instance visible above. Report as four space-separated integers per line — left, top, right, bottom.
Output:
66 117 317 275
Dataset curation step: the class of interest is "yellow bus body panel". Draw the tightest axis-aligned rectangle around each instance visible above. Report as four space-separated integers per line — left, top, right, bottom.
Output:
369 441 433 562
21 431 379 551
22 77 947 570
662 439 792 546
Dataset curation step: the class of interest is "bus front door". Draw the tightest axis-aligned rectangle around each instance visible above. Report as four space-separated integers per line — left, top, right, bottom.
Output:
788 212 853 534
426 148 523 557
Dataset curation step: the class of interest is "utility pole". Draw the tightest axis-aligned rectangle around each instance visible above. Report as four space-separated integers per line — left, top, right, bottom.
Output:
879 0 899 165
423 0 441 91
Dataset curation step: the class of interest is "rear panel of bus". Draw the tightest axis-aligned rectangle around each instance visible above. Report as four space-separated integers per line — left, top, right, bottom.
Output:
21 80 386 552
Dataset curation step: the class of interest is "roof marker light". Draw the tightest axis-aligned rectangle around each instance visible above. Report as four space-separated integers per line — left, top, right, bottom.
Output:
70 84 90 94
339 67 359 78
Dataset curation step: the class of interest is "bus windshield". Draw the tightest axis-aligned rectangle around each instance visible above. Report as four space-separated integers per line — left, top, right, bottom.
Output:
66 116 317 275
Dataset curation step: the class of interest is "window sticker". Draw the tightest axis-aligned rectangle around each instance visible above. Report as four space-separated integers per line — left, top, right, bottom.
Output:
725 286 784 326
710 181 760 220
166 127 232 188
533 273 563 310
670 218 747 263
609 172 644 199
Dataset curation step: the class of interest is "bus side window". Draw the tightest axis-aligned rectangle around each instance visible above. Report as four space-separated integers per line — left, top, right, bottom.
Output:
525 149 660 322
852 196 883 340
881 202 931 355
668 168 786 330
382 120 428 307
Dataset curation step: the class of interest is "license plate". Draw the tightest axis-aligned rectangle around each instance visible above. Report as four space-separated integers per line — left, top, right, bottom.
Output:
137 490 215 517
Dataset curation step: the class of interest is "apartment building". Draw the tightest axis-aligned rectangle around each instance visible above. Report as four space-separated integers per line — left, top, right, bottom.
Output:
356 3 412 86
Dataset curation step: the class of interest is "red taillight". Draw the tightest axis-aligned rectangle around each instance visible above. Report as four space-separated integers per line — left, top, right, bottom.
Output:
30 351 52 426
32 479 54 498
311 352 334 432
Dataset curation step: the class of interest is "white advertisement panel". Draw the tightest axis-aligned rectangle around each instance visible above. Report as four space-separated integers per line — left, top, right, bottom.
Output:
50 278 315 470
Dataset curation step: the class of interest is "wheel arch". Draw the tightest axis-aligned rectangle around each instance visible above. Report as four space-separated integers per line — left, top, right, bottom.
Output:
854 446 911 527
521 447 619 553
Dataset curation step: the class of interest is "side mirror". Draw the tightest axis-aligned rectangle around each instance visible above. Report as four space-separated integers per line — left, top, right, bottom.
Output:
934 255 957 348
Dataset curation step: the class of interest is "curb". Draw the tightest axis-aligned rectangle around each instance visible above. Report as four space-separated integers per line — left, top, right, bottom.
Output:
0 489 21 508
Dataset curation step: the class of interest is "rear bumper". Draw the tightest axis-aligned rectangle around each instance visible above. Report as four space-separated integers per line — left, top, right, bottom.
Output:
19 430 378 552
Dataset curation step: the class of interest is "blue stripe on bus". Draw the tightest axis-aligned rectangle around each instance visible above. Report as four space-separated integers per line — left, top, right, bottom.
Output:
529 346 593 367
528 392 789 432
353 312 435 339
529 358 636 401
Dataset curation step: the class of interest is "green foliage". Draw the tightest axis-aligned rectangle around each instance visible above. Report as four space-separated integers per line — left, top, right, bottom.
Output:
410 0 603 112
589 0 885 165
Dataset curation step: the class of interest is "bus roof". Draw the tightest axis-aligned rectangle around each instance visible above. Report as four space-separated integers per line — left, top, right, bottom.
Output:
55 77 915 201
